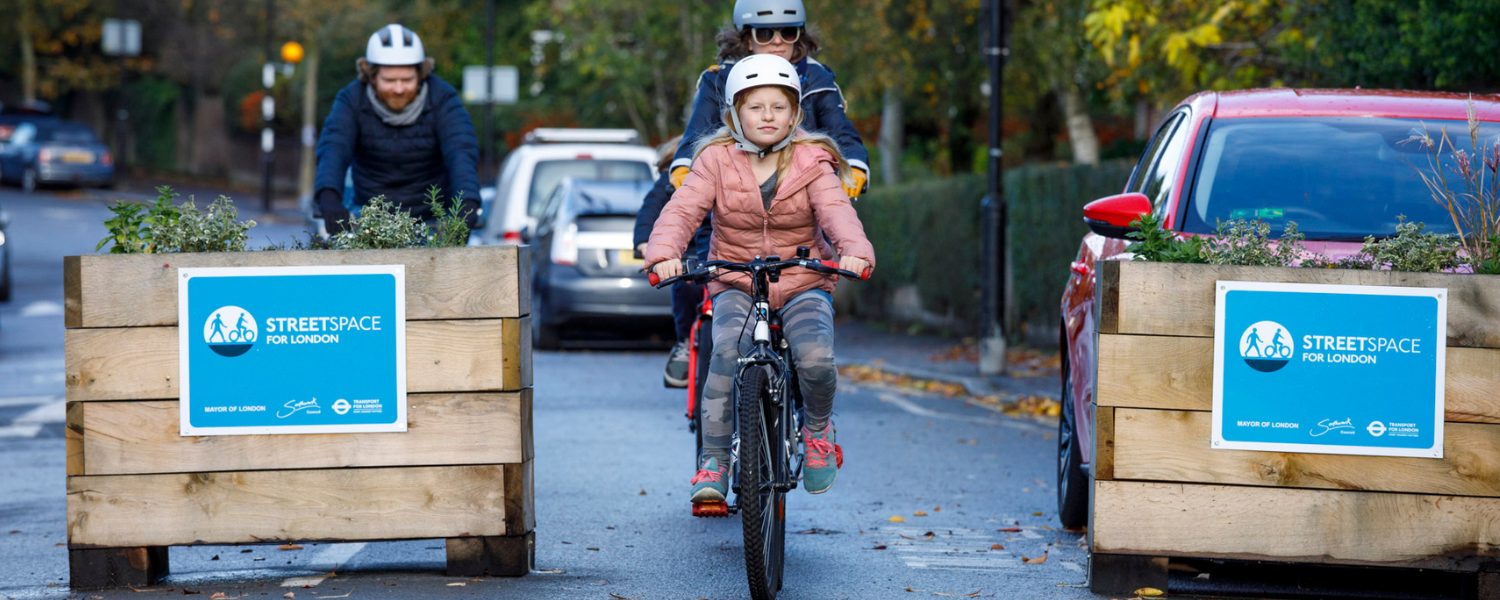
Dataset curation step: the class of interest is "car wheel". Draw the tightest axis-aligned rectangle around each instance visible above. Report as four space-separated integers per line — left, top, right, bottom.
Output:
21 167 38 194
1057 351 1089 530
532 290 561 351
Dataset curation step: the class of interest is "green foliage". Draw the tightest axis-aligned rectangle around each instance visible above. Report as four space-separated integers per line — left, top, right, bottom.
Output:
1300 252 1377 271
1296 0 1500 90
1475 235 1500 275
424 186 473 248
1125 210 1206 263
96 186 186 254
1364 218 1462 273
328 197 431 250
1201 219 1306 267
153 196 259 253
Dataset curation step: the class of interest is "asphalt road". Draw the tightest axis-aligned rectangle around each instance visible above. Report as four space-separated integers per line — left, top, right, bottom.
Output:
0 185 1105 600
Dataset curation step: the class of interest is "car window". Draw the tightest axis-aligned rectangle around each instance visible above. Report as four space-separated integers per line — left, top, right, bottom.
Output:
10 123 35 145
527 160 652 217
40 126 98 144
1182 116 1492 239
1136 113 1191 213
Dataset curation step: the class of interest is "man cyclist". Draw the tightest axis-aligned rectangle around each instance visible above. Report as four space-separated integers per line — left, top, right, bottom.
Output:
314 24 481 234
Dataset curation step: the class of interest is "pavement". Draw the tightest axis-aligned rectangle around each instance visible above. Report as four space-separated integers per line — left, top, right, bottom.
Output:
0 181 1102 600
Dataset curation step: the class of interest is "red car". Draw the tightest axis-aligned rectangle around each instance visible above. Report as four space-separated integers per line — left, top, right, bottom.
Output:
1055 88 1500 529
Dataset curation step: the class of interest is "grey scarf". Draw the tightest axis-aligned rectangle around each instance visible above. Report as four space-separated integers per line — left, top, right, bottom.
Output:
367 83 428 126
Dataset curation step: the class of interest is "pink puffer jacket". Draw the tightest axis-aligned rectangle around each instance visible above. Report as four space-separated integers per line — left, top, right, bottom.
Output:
645 141 876 309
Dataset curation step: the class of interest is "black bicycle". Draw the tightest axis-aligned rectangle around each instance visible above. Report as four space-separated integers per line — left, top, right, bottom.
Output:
650 247 869 600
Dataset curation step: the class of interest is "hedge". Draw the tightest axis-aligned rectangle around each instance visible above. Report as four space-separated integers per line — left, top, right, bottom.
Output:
849 159 1135 343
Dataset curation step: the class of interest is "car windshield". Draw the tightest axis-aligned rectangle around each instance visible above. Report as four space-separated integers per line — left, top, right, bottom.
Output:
39 126 98 144
569 182 652 216
1182 116 1500 240
528 159 652 217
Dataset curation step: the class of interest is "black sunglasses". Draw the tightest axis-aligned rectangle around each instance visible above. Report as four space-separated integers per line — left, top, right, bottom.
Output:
750 26 802 45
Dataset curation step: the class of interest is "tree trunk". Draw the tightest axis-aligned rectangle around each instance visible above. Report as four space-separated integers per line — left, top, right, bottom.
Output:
1057 84 1100 165
298 46 320 202
1134 98 1151 141
17 0 37 103
878 83 903 185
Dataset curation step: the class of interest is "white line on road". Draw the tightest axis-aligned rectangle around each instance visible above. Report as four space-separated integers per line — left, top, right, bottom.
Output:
0 395 56 408
0 424 42 438
878 393 1048 433
14 401 64 424
279 542 368 587
19 300 64 317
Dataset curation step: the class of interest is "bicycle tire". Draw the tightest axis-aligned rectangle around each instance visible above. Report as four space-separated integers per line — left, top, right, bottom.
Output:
737 366 785 600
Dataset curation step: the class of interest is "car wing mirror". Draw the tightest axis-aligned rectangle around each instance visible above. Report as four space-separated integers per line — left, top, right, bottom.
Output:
1083 193 1152 239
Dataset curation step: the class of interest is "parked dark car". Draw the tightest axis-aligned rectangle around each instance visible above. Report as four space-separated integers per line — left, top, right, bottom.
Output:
0 120 114 192
528 177 670 349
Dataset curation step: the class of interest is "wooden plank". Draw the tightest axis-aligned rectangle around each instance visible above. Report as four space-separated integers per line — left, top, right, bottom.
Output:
1097 334 1500 424
65 319 529 401
1097 260 1121 335
67 391 532 476
64 246 528 329
447 531 535 577
1114 408 1500 497
1094 405 1115 481
1105 261 1500 349
1093 479 1500 571
67 464 522 547
503 459 535 535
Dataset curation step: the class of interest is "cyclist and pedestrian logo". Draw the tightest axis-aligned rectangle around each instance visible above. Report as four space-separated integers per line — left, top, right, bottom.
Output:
205 306 258 357
1239 320 1293 372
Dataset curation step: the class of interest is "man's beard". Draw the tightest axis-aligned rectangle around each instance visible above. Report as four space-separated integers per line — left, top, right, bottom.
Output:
378 89 418 111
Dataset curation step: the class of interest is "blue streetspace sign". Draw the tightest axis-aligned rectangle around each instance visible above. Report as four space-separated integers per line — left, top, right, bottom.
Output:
178 265 407 436
1212 280 1446 458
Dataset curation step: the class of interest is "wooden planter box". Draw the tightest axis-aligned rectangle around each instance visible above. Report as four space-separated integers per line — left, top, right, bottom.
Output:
63 246 534 589
1090 260 1500 594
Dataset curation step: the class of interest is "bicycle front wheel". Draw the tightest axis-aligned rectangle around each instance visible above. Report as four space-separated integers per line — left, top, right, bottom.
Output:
737 366 785 600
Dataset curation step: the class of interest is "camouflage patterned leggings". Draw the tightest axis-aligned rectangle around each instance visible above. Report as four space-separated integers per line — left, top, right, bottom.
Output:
700 289 836 464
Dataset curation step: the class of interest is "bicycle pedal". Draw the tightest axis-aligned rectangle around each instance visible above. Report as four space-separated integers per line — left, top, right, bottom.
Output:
692 500 729 518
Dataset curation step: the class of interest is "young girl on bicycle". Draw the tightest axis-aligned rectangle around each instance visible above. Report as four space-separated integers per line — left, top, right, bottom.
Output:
645 54 876 501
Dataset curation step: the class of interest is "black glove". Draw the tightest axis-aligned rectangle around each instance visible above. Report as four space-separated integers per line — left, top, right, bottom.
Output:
318 189 351 235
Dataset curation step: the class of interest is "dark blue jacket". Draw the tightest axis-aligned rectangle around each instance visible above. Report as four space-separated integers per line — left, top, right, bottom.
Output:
315 75 481 224
633 168 710 256
669 57 870 176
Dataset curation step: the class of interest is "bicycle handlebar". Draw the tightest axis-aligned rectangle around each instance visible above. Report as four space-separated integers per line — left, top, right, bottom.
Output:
647 258 871 288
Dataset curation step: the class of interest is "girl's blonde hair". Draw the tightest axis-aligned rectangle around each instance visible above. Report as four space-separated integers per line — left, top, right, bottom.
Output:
691 86 852 185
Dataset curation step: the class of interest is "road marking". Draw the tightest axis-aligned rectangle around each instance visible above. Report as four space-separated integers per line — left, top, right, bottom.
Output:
14 400 64 424
281 576 328 588
279 543 366 588
879 393 1048 433
0 424 43 438
880 526 1023 572
0 395 56 408
19 300 64 317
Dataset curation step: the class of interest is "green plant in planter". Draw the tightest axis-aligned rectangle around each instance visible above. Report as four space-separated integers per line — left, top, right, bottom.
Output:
424 186 473 248
329 196 430 250
1201 219 1307 267
1125 211 1206 263
96 186 184 253
1474 234 1500 275
154 196 257 253
1364 217 1461 273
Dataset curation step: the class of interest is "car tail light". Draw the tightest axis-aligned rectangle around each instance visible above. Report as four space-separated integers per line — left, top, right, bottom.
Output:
551 223 578 265
38 148 54 163
502 230 523 244
101 152 114 166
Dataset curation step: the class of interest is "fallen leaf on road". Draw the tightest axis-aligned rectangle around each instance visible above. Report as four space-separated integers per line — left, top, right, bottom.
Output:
1032 512 1044 517
182 590 202 595
638 489 647 495
913 511 928 517
283 594 294 599
278 544 303 551
1134 588 1165 597
990 544 1005 550
446 582 465 587
872 545 887 550
889 516 906 522
1022 553 1049 564
534 568 566 574
586 547 600 551
608 595 641 600
312 590 352 599
899 533 935 541
931 591 981 597
7 530 18 534
997 528 1021 532
792 528 843 535
933 506 941 512
905 585 925 593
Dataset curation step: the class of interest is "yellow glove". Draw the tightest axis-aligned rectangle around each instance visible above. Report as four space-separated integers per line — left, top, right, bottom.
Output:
670 166 691 190
843 168 869 199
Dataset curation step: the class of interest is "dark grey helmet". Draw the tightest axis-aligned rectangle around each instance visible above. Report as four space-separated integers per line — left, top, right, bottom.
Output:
732 0 806 29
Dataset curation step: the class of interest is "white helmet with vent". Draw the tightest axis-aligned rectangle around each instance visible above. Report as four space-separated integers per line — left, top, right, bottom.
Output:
366 24 425 66
724 54 802 157
733 0 806 29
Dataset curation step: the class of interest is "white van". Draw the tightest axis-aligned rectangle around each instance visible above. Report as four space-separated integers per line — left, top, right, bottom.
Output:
472 128 658 246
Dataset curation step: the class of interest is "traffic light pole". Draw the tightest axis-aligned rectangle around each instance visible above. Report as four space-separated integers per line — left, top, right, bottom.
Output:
261 0 275 213
979 0 1011 376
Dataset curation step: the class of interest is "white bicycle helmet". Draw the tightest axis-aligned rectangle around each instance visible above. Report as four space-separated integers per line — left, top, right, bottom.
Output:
733 0 806 29
724 54 802 157
366 24 425 66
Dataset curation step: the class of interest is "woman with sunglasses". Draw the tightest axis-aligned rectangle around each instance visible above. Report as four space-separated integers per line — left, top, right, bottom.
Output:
667 0 871 196
637 0 872 390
